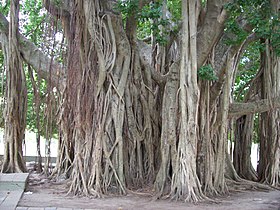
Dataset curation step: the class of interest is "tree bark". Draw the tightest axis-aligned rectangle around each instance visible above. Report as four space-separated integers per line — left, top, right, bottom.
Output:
168 0 204 202
53 0 156 196
197 0 229 68
233 115 258 181
1 0 27 173
2 0 277 200
258 38 280 187
229 97 280 117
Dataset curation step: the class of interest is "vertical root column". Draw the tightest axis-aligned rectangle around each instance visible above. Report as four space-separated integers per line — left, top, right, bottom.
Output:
2 0 27 173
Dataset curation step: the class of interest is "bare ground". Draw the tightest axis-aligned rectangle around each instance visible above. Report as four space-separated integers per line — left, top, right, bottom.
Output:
17 173 280 210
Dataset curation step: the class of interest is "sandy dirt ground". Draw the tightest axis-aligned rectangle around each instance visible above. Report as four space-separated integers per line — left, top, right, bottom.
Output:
17 173 280 210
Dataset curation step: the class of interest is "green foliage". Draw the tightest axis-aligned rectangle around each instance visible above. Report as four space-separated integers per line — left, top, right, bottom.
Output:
225 0 280 55
24 66 58 138
234 41 260 102
167 0 181 22
21 0 45 45
116 0 180 46
0 0 10 16
53 0 62 7
26 69 43 131
198 64 218 81
226 0 280 101
269 17 280 56
138 1 170 45
115 0 139 20
224 19 248 45
20 0 57 137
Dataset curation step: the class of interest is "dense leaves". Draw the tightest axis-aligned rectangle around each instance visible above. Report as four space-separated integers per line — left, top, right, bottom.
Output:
225 0 280 55
117 0 179 45
234 42 260 102
198 64 218 81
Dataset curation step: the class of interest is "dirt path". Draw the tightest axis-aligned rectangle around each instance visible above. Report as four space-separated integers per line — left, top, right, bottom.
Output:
18 174 280 210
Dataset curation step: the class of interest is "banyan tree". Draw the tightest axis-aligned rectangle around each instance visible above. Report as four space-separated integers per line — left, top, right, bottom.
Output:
0 0 279 202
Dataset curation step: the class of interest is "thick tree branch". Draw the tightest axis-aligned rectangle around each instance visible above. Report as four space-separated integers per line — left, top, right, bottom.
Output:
229 97 280 117
139 52 169 84
0 13 65 87
210 32 257 104
138 40 170 84
43 0 71 40
197 0 231 68
43 0 71 18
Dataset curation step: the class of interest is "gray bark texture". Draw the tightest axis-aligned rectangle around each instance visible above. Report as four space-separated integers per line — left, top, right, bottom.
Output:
1 0 27 173
1 0 279 202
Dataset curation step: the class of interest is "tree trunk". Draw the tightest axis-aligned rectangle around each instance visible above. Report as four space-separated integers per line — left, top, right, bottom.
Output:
2 0 273 201
258 39 280 186
233 115 258 181
1 0 27 173
53 0 158 196
154 61 178 196
197 80 218 195
168 0 204 202
27 65 43 172
258 0 280 187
